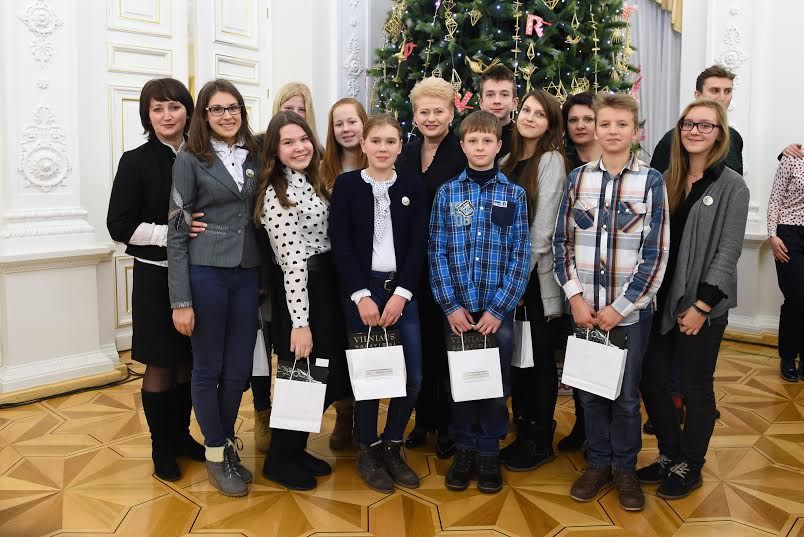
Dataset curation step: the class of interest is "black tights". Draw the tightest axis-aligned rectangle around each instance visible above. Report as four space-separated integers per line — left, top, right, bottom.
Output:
141 363 192 393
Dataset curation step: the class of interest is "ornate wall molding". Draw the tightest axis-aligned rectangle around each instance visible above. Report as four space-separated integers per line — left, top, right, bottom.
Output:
2 207 94 239
17 0 63 66
716 25 748 74
17 106 72 193
342 0 365 99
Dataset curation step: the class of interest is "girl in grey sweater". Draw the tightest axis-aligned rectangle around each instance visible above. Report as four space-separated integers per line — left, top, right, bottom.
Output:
638 98 749 500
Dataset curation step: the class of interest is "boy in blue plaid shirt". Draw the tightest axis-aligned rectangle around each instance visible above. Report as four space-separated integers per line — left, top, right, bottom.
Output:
429 110 530 493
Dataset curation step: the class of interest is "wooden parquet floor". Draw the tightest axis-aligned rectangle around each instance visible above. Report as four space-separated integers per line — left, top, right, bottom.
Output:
1 341 803 537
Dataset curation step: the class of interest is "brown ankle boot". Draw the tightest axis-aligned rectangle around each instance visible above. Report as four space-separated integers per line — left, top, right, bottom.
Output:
254 408 272 453
329 399 354 450
570 467 613 502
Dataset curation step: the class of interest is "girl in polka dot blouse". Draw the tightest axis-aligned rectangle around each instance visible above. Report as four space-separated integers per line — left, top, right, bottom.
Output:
254 111 349 491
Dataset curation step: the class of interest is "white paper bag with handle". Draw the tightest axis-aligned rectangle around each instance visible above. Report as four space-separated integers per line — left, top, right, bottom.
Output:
511 307 534 368
270 359 326 432
252 309 271 377
561 329 627 400
347 327 407 401
447 333 503 402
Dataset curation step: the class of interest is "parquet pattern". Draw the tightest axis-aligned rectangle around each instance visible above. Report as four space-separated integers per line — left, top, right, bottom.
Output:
1 341 803 536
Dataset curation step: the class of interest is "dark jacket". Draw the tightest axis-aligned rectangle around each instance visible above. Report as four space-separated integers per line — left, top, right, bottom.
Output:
167 150 261 308
651 126 744 176
329 169 428 299
107 138 176 261
397 130 467 206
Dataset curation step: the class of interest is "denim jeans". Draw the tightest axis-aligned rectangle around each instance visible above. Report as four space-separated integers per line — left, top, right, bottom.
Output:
578 313 652 471
189 265 258 447
446 311 513 456
345 274 423 445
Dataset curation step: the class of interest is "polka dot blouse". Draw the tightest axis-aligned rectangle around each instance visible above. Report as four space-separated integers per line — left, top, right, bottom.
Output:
767 155 804 236
261 167 331 328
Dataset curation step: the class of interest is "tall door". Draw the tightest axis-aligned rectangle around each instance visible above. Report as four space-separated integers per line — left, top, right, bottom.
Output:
193 0 273 132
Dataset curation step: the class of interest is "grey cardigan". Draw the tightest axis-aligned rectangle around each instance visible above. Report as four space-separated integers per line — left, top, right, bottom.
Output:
658 166 749 334
167 150 261 308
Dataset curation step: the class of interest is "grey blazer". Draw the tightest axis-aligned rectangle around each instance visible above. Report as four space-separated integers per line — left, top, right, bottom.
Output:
167 150 261 308
658 166 749 334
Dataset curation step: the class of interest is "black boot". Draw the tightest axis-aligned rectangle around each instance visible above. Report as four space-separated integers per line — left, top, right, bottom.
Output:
172 382 205 462
500 417 524 463
141 390 181 481
477 454 503 493
262 430 316 490
557 396 586 451
504 420 556 472
445 448 475 491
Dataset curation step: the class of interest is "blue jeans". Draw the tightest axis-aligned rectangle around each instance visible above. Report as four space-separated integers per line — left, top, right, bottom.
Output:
189 265 258 447
345 275 423 445
446 311 513 456
578 313 652 471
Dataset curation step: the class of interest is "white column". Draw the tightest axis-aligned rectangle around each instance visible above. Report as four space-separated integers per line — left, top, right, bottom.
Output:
679 0 804 339
0 0 120 395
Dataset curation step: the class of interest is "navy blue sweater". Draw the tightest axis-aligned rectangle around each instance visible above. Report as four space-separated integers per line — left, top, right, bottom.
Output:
329 169 428 299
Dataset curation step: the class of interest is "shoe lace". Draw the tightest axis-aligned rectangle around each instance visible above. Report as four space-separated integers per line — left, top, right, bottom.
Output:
478 455 497 473
669 461 690 479
656 454 672 469
222 446 240 479
456 449 475 472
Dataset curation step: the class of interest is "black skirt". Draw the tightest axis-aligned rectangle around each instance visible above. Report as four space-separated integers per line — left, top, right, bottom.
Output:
131 259 193 367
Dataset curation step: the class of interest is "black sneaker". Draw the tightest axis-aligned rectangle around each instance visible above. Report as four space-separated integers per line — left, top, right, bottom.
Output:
781 358 799 382
477 454 503 493
445 448 475 491
636 454 672 484
657 461 702 500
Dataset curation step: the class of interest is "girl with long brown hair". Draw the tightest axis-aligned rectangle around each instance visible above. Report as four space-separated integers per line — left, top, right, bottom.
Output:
256 111 348 491
498 90 568 472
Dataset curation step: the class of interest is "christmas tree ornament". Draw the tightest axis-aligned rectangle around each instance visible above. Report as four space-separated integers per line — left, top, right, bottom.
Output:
466 56 501 74
455 91 474 112
432 66 443 78
511 1 523 76
519 64 537 92
469 9 482 26
571 6 581 30
622 2 638 21
527 42 536 60
570 76 590 94
450 68 462 92
611 27 624 44
441 0 455 12
394 41 418 62
543 79 568 105
542 0 560 9
526 14 552 37
566 34 582 46
445 15 458 40
423 38 434 69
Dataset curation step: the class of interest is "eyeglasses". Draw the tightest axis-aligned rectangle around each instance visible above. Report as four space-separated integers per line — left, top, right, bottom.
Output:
206 104 243 117
679 119 720 134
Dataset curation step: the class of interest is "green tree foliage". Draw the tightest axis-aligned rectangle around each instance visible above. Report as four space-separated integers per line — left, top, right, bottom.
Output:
369 0 637 130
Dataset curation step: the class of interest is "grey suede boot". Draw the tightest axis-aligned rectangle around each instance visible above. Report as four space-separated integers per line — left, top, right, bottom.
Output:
206 444 248 497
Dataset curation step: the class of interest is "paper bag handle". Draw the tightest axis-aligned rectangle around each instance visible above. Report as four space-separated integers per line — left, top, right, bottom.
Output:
290 357 311 379
584 328 611 345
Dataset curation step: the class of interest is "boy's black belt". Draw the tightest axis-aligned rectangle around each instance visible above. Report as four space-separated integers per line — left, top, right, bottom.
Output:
368 272 396 291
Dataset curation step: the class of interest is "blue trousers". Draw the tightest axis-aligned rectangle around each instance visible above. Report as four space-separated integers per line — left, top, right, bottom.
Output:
189 265 258 447
345 276 423 445
446 311 514 456
579 314 652 471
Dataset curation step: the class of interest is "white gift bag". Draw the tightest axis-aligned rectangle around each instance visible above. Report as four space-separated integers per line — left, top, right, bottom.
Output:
252 308 271 377
511 307 534 368
447 334 503 402
561 330 627 400
347 327 407 401
270 359 326 432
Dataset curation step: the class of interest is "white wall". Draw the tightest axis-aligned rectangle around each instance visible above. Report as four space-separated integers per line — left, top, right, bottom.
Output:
680 0 804 337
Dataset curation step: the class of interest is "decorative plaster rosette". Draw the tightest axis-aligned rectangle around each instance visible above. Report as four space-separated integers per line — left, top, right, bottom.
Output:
17 0 63 66
18 106 71 192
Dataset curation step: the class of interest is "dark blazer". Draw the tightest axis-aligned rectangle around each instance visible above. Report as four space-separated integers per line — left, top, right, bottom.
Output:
651 126 744 175
397 130 467 207
107 138 176 261
329 169 427 299
167 149 261 308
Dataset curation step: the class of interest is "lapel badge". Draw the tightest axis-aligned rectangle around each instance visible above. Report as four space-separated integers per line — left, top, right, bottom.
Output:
401 196 410 206
702 195 713 206
246 168 255 178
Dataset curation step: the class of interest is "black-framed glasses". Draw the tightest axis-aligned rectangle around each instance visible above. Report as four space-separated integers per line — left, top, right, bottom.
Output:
206 104 243 117
679 119 720 134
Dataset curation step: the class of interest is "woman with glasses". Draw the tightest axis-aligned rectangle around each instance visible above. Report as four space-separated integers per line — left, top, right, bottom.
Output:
637 99 749 500
107 78 205 482
167 79 262 497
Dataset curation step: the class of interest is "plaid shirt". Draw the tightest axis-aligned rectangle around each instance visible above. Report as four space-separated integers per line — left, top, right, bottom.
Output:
553 154 669 325
429 170 530 319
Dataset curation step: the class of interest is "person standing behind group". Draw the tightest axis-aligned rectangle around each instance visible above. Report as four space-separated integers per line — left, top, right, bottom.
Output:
767 148 804 382
554 93 669 512
167 79 262 497
477 64 519 158
107 78 205 482
638 99 749 500
329 114 427 493
397 77 467 458
273 82 319 135
257 111 346 491
498 90 568 472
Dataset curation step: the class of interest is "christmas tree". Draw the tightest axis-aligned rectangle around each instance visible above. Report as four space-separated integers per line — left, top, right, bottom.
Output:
368 0 639 131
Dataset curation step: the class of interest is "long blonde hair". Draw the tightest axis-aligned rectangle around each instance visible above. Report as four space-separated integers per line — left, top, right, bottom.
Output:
665 98 731 213
320 98 368 190
272 82 318 135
